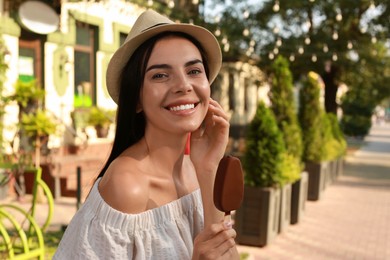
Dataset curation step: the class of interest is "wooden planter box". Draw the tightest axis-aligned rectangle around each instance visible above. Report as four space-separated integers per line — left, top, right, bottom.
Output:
304 161 328 201
291 171 308 224
336 157 344 177
235 186 281 247
279 183 292 233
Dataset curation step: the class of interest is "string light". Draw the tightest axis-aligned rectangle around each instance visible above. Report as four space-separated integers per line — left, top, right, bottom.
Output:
168 0 174 8
273 26 280 34
243 10 250 19
332 31 338 40
273 0 280 12
215 28 221 36
269 52 275 60
192 0 199 4
371 36 377 43
298 46 304 54
273 47 279 54
147 0 153 6
336 12 342 22
347 41 353 49
222 37 228 45
323 44 329 53
243 28 250 36
276 38 282 47
311 54 317 62
289 54 295 62
304 37 311 45
224 43 230 52
332 53 338 61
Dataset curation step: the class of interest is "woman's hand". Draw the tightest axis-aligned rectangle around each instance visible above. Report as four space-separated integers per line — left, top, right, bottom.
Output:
192 222 238 260
190 98 230 173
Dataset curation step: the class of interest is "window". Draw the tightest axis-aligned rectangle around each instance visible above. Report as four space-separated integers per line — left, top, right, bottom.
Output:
74 22 96 108
18 39 41 84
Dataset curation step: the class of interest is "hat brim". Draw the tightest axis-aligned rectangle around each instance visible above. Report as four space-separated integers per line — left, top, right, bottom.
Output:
106 23 222 104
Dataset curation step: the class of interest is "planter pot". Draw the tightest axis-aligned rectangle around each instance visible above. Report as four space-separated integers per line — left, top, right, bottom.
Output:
336 157 344 177
95 125 109 138
291 171 308 224
235 186 281 247
304 161 328 201
279 183 292 233
68 144 81 155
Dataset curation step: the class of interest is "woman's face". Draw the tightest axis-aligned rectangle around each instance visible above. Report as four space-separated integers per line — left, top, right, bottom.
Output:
140 36 210 136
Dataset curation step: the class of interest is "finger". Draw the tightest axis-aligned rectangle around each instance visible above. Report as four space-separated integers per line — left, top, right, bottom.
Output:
198 223 226 241
208 101 229 121
213 229 237 256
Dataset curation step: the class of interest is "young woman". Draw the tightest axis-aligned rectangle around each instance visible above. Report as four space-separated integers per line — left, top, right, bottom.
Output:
54 10 239 259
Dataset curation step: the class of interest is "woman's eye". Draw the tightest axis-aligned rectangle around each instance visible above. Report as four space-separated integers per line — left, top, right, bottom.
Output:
188 69 201 75
151 73 166 79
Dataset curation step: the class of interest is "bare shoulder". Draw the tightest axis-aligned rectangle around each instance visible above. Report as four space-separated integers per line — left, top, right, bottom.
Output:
98 156 149 214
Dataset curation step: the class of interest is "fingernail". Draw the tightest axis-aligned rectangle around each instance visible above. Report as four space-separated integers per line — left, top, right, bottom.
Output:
224 221 233 229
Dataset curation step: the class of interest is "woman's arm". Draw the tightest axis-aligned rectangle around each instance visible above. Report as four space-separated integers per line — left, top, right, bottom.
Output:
190 98 239 259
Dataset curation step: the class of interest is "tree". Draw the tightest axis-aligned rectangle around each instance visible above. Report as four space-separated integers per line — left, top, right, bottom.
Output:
269 55 302 160
299 72 325 163
203 0 390 115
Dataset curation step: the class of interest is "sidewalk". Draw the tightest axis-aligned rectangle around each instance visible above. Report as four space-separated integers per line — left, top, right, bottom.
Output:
237 123 390 260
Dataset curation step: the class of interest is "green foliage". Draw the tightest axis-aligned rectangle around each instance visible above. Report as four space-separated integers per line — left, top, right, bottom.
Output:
0 38 9 154
279 153 302 185
299 72 324 162
327 113 347 158
243 102 285 188
21 110 57 138
7 79 45 108
270 56 303 160
87 106 115 127
340 89 376 137
321 113 338 161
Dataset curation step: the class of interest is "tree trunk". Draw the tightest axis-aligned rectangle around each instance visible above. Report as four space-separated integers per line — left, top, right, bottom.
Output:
322 65 339 114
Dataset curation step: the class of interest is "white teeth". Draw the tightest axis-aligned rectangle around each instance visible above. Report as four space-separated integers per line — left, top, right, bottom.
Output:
169 104 195 111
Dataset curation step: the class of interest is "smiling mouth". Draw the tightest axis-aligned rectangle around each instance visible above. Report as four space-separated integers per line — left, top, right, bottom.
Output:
166 103 198 112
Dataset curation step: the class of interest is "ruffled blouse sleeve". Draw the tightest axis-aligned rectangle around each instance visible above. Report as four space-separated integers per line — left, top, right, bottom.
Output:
53 178 204 260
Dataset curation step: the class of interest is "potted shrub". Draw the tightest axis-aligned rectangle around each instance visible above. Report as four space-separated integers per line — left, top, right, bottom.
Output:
235 101 285 247
20 109 57 168
269 56 306 227
299 72 329 201
20 109 57 201
325 113 347 180
6 79 45 116
87 106 114 138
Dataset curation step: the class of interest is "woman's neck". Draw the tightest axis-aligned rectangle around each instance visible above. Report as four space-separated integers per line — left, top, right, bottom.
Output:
142 131 189 176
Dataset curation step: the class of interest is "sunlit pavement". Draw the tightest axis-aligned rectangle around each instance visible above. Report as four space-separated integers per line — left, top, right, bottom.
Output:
237 123 390 260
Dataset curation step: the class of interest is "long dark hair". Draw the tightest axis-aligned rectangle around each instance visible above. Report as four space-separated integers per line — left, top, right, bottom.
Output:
97 32 210 178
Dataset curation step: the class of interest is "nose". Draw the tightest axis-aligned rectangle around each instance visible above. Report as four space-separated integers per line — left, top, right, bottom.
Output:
171 72 192 93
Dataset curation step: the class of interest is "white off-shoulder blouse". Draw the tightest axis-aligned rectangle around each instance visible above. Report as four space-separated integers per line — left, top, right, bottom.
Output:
53 178 204 259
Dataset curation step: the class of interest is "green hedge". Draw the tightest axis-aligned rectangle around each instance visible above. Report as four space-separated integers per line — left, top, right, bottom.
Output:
243 102 285 188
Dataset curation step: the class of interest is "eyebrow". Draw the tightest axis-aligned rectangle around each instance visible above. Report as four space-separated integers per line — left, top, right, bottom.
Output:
146 59 203 72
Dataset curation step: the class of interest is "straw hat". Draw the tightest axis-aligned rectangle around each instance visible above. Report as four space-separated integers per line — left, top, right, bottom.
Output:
106 9 222 104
